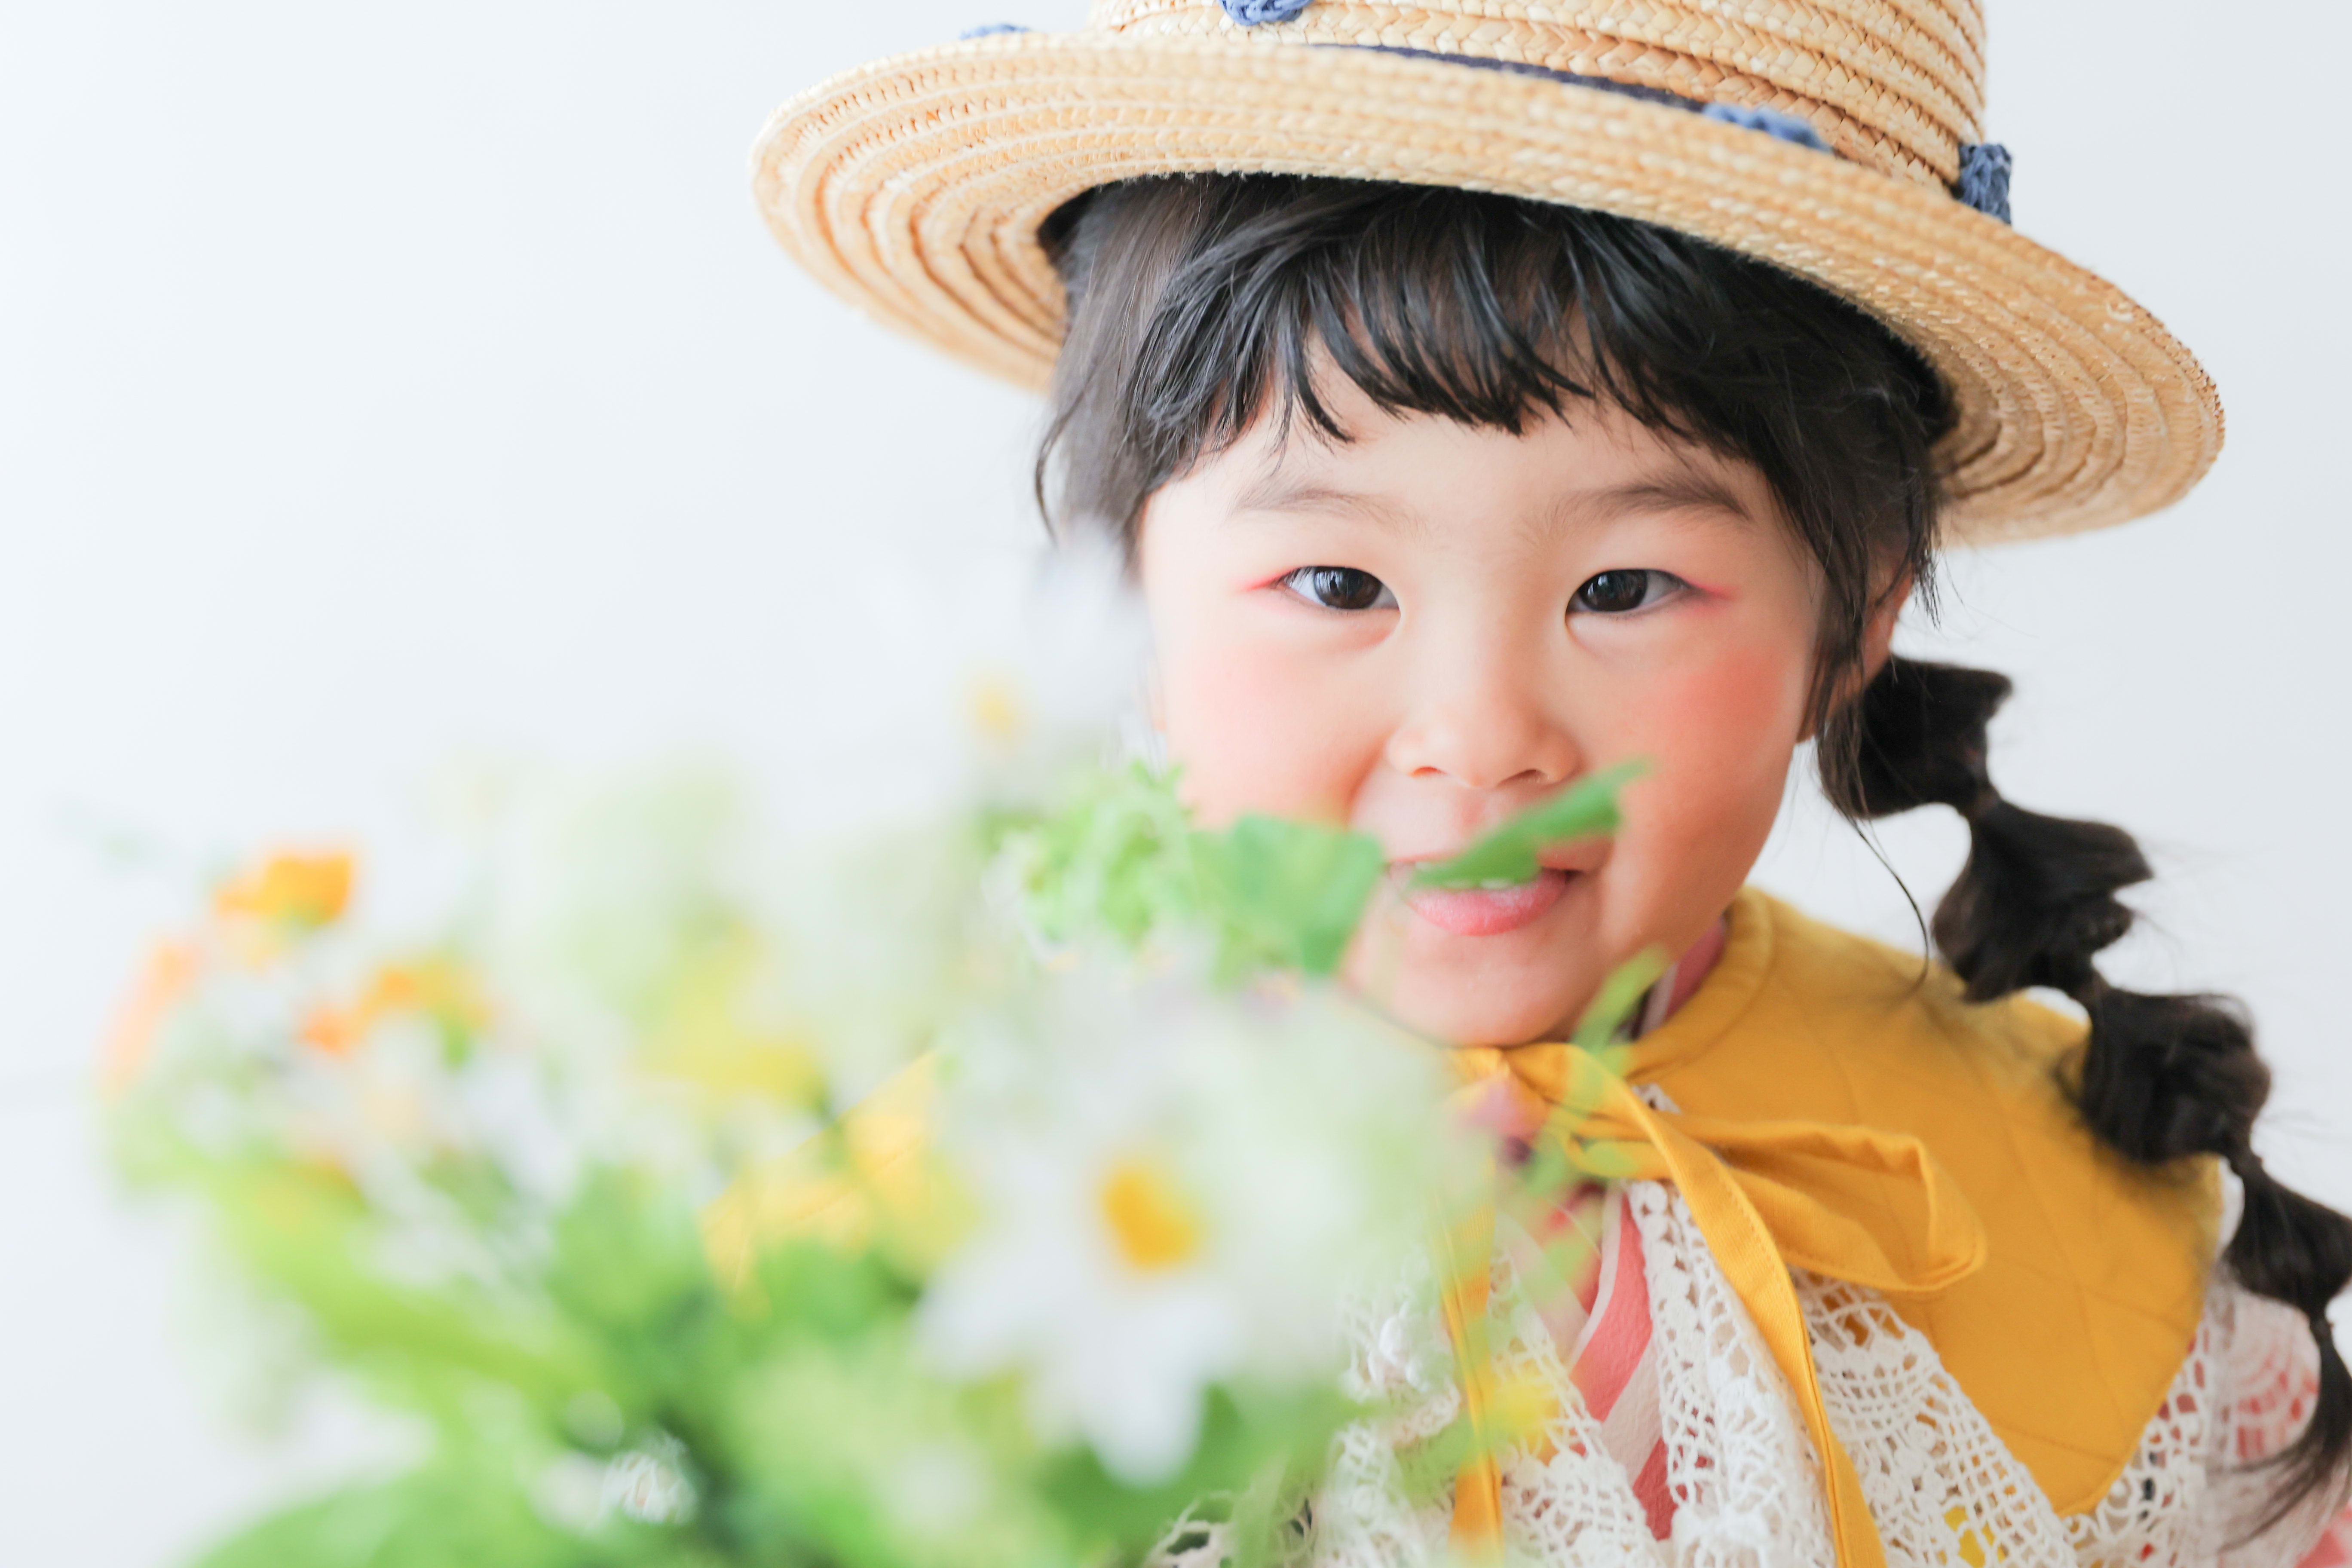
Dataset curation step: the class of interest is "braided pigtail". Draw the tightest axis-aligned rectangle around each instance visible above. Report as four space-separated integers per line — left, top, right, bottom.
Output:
1822 655 2352 1528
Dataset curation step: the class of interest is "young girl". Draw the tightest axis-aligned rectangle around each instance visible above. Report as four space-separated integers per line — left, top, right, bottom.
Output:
751 3 2352 1562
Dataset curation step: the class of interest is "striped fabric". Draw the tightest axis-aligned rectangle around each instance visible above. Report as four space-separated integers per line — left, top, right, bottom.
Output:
2307 1514 2352 1568
1548 1184 1672 1537
1519 931 1724 1539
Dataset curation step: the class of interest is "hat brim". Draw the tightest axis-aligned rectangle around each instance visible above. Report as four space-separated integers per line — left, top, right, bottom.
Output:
753 31 2221 544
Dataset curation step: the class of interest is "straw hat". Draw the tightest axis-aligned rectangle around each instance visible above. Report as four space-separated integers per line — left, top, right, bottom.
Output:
753 1 2222 543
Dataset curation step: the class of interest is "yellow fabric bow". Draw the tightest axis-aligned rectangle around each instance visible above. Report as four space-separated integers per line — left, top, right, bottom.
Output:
1444 1042 1991 1568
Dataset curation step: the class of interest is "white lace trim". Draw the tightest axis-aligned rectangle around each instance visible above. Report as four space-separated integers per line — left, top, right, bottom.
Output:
1148 1195 2340 1568
1635 1178 1838 1568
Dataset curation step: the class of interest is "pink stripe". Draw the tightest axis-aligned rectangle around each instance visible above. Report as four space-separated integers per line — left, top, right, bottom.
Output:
1569 1193 1651 1415
1629 1439 1674 1540
2300 1507 2352 1568
1564 1191 1672 1540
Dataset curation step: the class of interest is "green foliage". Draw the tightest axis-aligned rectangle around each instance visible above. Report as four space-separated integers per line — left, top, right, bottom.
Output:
191 1158 598 1415
1410 762 1648 891
1191 816 1386 980
1033 1384 1355 1550
998 761 1200 952
1008 760 1651 982
1001 762 1383 980
190 1465 593 1568
1509 944 1670 1227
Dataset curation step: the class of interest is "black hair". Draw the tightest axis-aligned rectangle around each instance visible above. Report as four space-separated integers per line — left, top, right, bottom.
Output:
1827 657 2352 1530
1034 171 2352 1526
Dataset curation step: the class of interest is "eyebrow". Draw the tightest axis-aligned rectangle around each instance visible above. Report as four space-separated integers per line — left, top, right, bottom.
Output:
1230 472 1424 533
1230 462 1760 535
1565 471 1761 530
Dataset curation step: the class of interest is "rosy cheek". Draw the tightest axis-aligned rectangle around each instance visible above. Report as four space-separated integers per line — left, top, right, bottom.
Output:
1661 649 1808 769
1159 623 1376 828
1610 630 1811 874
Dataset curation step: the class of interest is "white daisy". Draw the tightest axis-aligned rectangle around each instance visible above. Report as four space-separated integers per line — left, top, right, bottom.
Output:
917 959 1473 1483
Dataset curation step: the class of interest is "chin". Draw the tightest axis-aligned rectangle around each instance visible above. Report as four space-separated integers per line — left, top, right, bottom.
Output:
1353 959 1592 1048
1348 882 1621 1045
1373 987 1580 1048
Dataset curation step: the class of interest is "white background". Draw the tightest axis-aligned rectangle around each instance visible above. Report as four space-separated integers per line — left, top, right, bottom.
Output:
3 3 2347 1561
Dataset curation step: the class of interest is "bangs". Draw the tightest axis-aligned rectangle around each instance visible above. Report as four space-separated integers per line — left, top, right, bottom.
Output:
1141 179 1609 452
1040 174 1948 544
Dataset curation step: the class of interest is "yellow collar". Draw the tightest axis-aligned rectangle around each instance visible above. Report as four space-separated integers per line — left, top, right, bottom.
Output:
1605 889 2219 1516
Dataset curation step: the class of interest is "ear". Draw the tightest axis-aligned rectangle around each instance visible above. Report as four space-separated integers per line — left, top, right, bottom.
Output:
1800 570 1914 741
1860 570 1911 685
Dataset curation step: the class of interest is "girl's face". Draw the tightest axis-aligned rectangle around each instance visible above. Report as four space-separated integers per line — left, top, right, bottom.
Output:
1139 375 1875 1047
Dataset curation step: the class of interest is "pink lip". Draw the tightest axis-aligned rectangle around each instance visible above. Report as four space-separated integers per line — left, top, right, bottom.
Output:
1402 868 1573 937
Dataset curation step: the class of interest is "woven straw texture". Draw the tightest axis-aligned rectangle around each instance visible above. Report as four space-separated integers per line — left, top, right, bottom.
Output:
753 0 2223 543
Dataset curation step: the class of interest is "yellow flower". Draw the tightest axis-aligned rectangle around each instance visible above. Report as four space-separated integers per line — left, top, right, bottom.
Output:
1098 1158 1203 1274
966 673 1027 747
1490 1372 1559 1452
638 937 823 1106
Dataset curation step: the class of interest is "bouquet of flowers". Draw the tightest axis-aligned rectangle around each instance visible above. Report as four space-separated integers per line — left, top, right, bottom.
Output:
104 563 1638 1568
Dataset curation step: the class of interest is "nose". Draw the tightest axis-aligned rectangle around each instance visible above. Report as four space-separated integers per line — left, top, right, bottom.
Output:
1382 623 1583 793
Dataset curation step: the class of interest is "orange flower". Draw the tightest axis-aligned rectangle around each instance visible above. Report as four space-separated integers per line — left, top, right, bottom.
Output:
300 957 489 1059
299 1002 365 1058
102 939 200 1096
214 851 355 936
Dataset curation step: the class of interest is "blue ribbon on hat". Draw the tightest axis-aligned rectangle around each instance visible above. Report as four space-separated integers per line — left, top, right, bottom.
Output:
962 10 2015 223
1698 101 1833 152
1956 143 2014 223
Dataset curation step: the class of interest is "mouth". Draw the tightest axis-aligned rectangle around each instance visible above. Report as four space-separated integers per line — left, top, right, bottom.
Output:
1389 837 1610 939
1400 868 1574 937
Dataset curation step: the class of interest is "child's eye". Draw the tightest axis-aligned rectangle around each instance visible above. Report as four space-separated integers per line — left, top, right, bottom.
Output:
1571 569 1688 615
1280 566 1396 612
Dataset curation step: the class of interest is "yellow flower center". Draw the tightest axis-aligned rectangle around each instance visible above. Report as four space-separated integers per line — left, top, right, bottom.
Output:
1099 1159 1203 1274
966 675 1026 745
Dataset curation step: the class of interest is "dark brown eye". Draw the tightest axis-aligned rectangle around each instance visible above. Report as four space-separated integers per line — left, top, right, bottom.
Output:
1282 567 1395 612
1572 570 1681 615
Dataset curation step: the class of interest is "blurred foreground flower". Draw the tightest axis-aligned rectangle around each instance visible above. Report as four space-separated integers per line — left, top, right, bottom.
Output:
107 553 1629 1568
920 969 1470 1483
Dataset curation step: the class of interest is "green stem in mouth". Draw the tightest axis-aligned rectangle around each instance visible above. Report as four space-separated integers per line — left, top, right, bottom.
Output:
1406 760 1649 893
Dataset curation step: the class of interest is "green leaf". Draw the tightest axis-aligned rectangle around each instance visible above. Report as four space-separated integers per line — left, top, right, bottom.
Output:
1004 763 1387 983
1191 815 1387 979
189 1466 591 1568
717 1331 1076 1568
1503 945 1667 1214
1571 945 1669 1053
1408 762 1648 891
188 1158 603 1421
